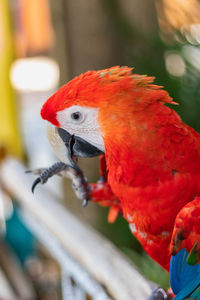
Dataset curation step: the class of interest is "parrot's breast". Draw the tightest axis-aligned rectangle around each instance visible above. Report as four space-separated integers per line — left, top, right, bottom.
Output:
107 156 200 269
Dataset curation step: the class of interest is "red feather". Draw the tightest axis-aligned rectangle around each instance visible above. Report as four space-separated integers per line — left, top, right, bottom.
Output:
41 66 200 271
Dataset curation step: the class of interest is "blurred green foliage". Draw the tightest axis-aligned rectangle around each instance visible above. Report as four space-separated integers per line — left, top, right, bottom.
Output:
96 207 169 288
122 248 169 289
100 0 200 131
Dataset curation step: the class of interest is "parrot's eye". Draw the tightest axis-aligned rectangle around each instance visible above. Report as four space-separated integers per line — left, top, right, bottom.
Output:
71 111 83 122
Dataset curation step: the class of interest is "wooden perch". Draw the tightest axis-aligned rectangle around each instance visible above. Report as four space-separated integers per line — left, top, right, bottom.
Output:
0 267 17 300
0 242 36 300
0 158 152 300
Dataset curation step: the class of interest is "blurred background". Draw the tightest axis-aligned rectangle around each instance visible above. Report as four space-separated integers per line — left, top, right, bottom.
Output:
1 0 200 298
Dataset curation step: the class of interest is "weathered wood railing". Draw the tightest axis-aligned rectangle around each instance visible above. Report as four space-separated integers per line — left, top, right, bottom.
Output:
0 158 152 300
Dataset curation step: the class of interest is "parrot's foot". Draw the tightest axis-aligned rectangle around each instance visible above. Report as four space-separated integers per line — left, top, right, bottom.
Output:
71 171 89 207
27 162 90 207
27 162 68 193
147 288 173 300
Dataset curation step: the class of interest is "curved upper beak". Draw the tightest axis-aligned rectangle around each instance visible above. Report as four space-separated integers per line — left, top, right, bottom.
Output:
46 123 104 168
57 127 104 158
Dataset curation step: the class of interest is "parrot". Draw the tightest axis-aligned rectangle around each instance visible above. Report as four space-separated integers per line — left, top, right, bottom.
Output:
30 66 200 299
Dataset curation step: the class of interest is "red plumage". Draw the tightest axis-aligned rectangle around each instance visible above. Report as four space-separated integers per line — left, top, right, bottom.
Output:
41 66 200 271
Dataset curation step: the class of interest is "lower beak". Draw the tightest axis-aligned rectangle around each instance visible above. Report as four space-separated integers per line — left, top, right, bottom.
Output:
57 127 104 158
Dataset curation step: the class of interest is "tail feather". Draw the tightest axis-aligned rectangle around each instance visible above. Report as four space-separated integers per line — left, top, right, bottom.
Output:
170 249 200 299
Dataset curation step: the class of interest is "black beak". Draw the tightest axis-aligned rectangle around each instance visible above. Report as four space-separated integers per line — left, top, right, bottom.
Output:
57 128 104 160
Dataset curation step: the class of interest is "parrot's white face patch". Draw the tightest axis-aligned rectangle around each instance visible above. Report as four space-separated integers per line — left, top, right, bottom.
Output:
56 105 105 152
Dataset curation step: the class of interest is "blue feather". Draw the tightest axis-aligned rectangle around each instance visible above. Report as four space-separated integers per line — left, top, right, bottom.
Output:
170 249 200 299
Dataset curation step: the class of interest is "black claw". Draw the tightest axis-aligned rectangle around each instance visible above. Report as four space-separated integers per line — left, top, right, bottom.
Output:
25 170 32 174
31 178 41 193
28 162 70 193
147 288 168 300
82 199 88 207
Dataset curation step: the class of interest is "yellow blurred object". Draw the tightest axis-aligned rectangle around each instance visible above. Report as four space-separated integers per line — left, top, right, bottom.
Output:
0 0 22 158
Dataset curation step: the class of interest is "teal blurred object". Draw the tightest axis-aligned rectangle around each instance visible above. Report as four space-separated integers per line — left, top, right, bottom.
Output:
4 205 36 264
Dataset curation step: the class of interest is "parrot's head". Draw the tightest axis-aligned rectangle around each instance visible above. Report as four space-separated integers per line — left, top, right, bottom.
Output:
41 66 173 165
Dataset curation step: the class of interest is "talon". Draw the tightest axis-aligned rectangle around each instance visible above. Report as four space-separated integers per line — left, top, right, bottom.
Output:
148 287 169 300
25 168 46 175
27 162 70 193
82 199 88 207
72 183 78 191
32 178 41 193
